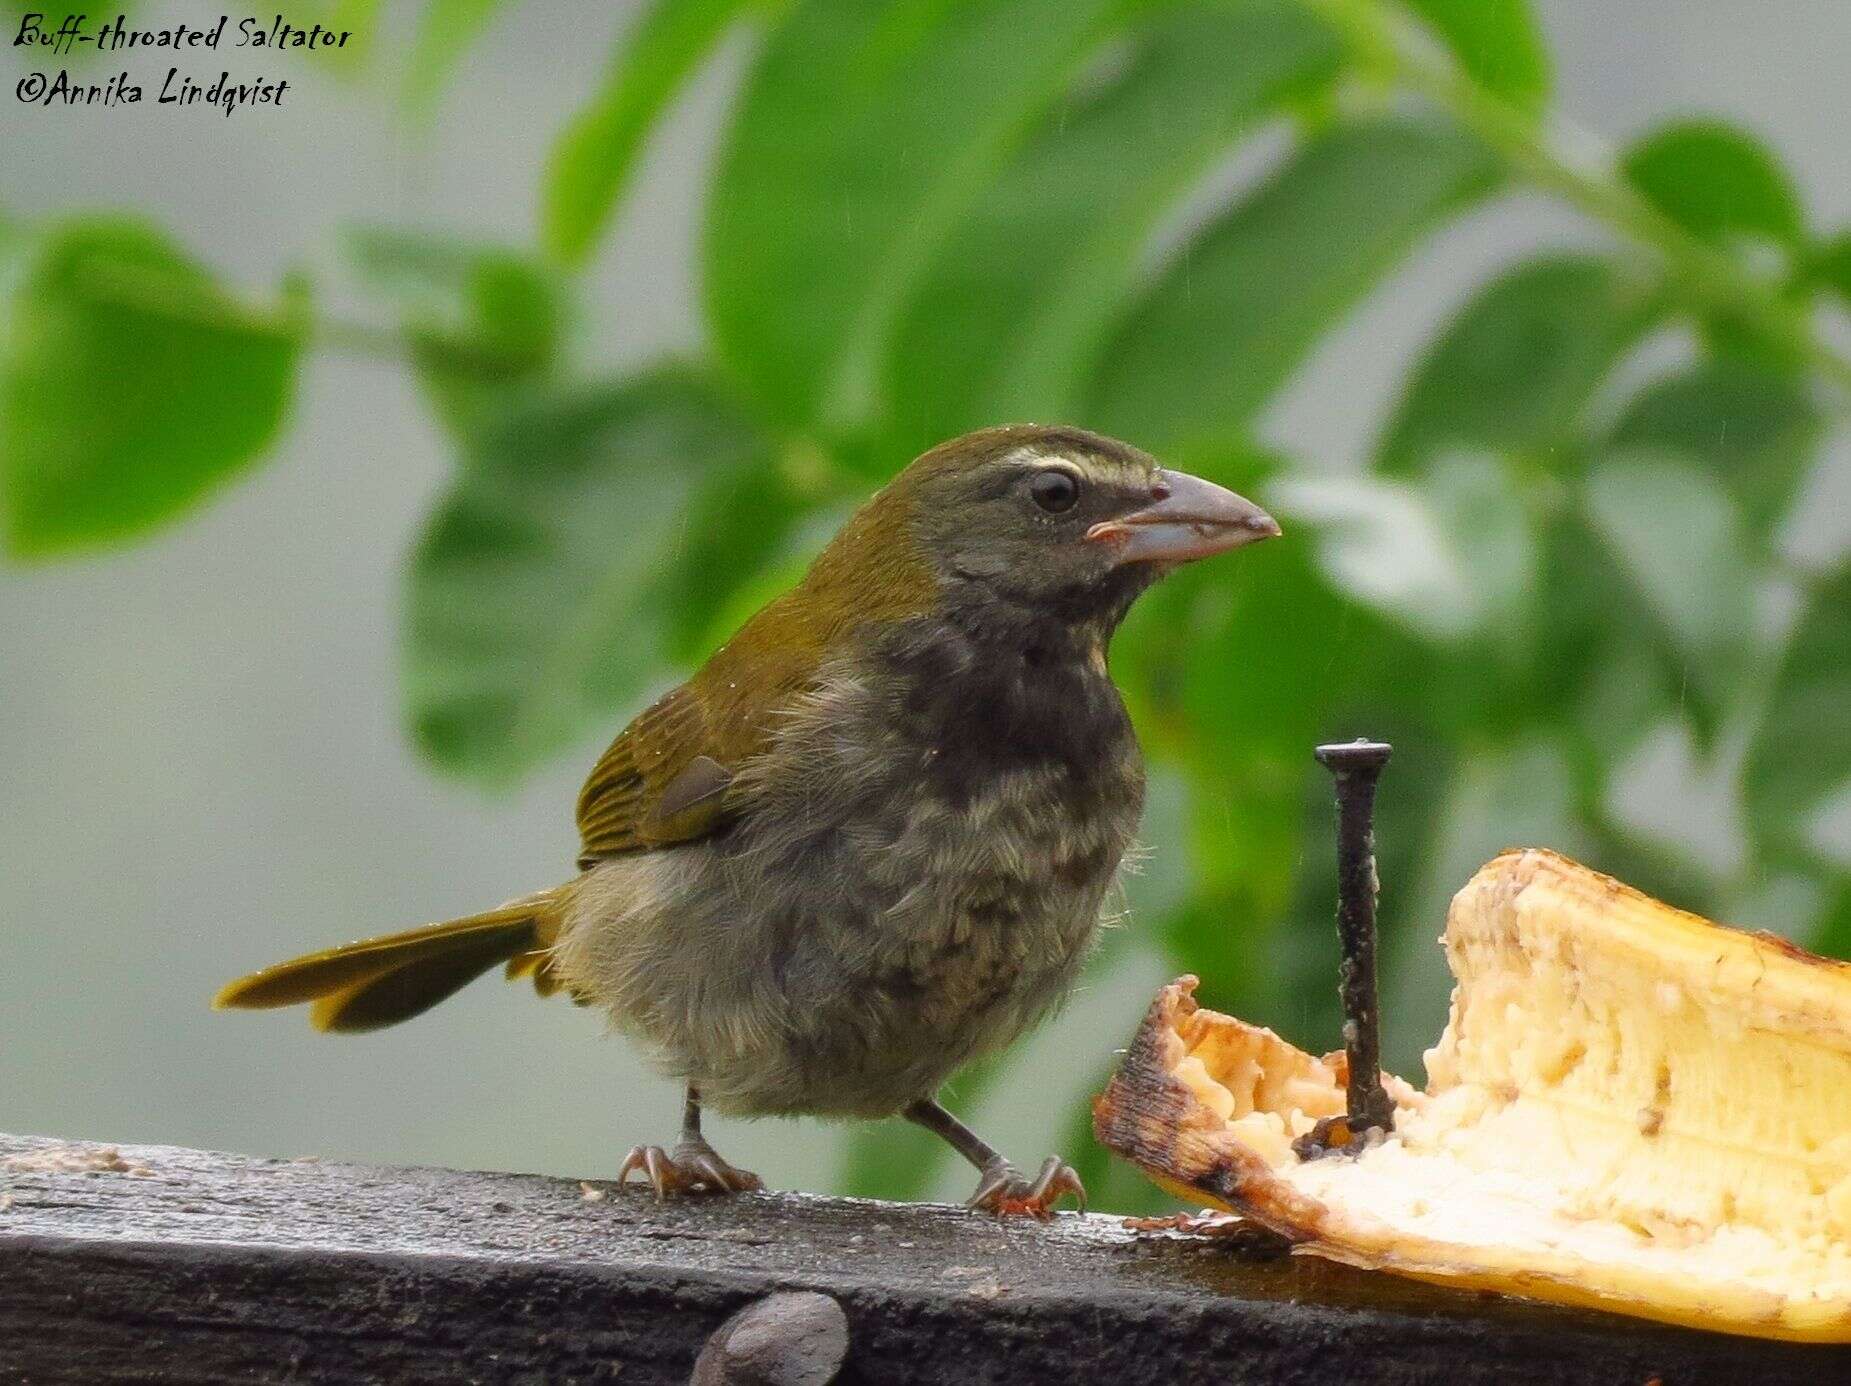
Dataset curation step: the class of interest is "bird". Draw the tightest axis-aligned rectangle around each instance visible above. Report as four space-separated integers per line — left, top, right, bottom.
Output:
215 424 1279 1216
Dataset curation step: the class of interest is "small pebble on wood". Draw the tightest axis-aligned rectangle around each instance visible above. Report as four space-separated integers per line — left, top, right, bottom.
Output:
691 1292 850 1385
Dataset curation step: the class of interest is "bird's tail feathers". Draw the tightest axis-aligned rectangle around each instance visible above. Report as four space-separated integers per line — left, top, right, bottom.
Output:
213 889 565 1033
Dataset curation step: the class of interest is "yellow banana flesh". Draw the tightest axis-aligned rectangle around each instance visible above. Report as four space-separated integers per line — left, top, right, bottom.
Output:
1094 848 1851 1341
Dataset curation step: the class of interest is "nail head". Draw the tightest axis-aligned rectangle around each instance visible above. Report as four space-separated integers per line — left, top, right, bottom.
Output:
1314 739 1393 773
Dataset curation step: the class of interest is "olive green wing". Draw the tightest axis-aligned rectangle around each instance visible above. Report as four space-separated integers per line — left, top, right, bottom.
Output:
574 599 828 866
574 683 734 864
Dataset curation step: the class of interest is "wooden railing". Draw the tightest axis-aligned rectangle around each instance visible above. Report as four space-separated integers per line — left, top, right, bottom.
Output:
1 1132 1838 1383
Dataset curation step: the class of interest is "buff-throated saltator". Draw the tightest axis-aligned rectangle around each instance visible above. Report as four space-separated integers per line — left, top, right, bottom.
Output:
217 424 1278 1215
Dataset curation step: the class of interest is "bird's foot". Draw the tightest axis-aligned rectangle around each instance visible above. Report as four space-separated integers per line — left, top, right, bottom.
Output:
617 1138 764 1198
965 1154 1085 1219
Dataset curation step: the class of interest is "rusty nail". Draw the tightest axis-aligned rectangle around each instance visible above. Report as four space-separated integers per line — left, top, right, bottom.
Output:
1312 739 1395 1144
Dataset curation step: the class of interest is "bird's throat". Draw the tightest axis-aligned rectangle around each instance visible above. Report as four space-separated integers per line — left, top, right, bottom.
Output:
868 607 1144 819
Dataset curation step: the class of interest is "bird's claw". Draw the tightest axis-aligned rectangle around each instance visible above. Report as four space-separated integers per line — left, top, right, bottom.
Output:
616 1140 764 1198
685 1145 765 1194
966 1154 1085 1218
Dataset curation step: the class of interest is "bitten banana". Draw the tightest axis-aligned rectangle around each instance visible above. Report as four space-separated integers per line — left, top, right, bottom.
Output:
1095 848 1851 1341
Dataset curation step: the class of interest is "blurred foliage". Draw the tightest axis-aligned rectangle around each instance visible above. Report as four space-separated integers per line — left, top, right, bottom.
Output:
0 217 299 554
4 0 1849 1211
339 226 565 434
407 368 778 782
403 0 509 117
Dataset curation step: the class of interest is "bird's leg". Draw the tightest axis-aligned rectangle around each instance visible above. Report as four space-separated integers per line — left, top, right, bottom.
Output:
617 1086 764 1197
903 1097 1084 1218
673 1087 764 1191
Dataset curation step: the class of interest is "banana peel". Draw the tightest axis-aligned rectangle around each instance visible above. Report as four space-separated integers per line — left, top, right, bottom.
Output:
1094 848 1851 1341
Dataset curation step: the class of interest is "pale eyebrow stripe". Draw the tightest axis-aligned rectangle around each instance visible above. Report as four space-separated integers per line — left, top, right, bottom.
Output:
993 445 1066 469
976 448 1080 485
990 445 1137 486
1026 451 1143 484
1020 448 1092 472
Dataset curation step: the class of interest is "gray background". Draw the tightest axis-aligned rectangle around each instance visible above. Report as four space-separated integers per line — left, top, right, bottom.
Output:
4 1 1847 1199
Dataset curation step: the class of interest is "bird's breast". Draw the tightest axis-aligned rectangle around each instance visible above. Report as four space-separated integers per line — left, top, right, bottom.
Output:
727 616 1145 1032
558 617 1151 1117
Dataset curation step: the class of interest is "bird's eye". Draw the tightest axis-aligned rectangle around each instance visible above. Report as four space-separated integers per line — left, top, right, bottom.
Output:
1029 469 1081 514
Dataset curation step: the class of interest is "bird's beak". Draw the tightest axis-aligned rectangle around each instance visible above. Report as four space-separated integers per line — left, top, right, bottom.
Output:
1086 469 1281 566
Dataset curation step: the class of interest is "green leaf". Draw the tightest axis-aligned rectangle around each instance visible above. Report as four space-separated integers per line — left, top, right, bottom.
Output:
1402 0 1551 110
342 227 564 436
1581 451 1757 709
543 0 760 266
1609 359 1821 537
1088 115 1498 451
1116 476 1412 776
1120 764 1197 923
1423 451 1540 640
1367 252 1677 759
1268 452 1533 644
0 216 300 558
1804 231 1851 304
1379 256 1656 474
405 0 509 117
882 0 1339 453
1810 784 1851 872
1621 120 1805 250
1269 474 1475 640
405 368 772 784
0 208 26 287
660 461 814 662
1544 525 1675 765
1746 568 1851 863
1814 880 1851 961
705 0 1121 430
293 0 385 74
1118 532 1380 998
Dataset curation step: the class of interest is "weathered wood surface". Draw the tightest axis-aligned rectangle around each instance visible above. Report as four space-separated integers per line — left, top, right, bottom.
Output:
1 1131 1842 1384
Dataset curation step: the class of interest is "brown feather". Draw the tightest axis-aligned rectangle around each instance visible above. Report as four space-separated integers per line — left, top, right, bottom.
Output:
574 473 938 865
505 947 567 999
309 932 526 1032
213 897 555 1012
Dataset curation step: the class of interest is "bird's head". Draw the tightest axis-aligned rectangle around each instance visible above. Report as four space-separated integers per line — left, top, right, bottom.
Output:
845 425 1279 641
